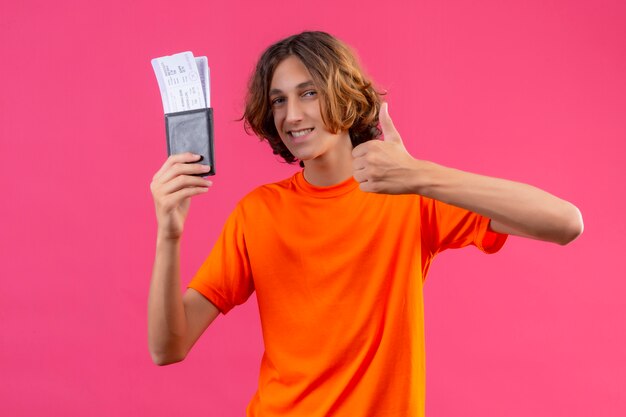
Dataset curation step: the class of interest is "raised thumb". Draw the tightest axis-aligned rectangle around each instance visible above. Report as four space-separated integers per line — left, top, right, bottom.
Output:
380 102 402 143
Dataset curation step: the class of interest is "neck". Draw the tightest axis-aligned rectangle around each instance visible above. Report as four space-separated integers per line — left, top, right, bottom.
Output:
302 134 354 186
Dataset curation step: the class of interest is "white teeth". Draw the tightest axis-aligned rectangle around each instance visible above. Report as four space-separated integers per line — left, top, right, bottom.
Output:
290 128 313 138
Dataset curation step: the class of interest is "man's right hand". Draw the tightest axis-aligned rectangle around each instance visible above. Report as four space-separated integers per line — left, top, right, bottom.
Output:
150 152 213 240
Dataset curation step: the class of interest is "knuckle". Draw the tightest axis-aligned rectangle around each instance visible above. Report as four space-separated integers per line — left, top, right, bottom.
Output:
175 162 189 174
174 175 188 187
168 176 182 189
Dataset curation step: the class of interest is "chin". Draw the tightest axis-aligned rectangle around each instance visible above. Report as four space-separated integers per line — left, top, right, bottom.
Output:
286 146 319 163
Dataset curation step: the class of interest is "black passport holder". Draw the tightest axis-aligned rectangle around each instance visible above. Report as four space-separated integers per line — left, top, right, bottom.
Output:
165 107 215 176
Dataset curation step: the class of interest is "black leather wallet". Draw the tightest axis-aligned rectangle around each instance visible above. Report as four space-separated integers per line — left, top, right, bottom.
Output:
165 107 215 176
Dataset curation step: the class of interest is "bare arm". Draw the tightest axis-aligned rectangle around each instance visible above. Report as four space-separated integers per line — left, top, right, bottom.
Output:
413 163 583 245
147 153 220 366
352 103 584 245
148 237 220 365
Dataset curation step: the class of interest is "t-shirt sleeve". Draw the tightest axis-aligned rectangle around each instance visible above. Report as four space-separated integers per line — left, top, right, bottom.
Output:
420 196 508 256
187 204 254 315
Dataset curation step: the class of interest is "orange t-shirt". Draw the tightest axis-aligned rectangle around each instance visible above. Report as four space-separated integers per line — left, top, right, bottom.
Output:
189 171 507 417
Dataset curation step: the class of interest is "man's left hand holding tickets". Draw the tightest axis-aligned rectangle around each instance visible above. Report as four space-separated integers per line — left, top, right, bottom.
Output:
352 102 424 194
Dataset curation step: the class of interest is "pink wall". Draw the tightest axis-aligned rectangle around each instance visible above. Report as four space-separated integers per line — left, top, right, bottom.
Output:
1 0 624 416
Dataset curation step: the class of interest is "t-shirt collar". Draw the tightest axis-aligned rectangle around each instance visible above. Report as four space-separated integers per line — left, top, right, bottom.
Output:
293 170 359 198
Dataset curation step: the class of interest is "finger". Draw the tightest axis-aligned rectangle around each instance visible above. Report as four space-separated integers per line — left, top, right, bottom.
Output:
358 181 378 193
352 169 368 184
153 152 201 182
160 175 212 196
159 161 212 185
153 152 203 181
352 156 366 171
172 185 211 200
161 186 211 210
351 142 371 158
379 102 402 144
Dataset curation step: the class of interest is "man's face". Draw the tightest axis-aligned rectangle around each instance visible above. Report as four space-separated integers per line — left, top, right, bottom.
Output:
269 56 350 164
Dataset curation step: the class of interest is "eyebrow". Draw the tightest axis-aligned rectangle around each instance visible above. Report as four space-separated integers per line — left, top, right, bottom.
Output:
269 81 315 97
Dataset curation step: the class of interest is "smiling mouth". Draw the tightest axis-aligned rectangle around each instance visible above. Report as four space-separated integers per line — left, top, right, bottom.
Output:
288 128 314 138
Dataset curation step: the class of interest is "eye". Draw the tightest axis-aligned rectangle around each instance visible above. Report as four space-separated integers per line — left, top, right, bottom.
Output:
302 90 317 98
271 97 285 106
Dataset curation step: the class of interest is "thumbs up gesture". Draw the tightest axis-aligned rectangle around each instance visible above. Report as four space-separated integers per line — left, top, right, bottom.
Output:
352 102 421 194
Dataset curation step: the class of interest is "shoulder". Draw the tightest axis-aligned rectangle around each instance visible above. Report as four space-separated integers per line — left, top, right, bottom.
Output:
237 173 299 209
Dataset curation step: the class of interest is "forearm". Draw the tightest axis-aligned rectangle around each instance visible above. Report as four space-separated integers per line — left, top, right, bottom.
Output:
351 105 583 244
148 236 188 365
415 161 584 245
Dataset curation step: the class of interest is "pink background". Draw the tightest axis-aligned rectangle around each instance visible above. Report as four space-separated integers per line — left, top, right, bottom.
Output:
1 0 625 415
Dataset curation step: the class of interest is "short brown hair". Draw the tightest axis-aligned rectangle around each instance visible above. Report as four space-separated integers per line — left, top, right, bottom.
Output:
243 31 383 165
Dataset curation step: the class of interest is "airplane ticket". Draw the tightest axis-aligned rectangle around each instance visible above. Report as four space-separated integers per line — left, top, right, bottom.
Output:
151 51 210 114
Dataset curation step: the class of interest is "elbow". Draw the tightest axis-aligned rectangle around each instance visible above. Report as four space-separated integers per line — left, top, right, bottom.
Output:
149 345 187 366
556 204 584 246
151 351 186 366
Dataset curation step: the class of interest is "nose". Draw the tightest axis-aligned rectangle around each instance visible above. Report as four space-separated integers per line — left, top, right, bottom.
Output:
285 96 303 124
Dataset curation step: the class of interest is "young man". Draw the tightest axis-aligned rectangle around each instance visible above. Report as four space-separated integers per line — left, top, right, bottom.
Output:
148 31 583 416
